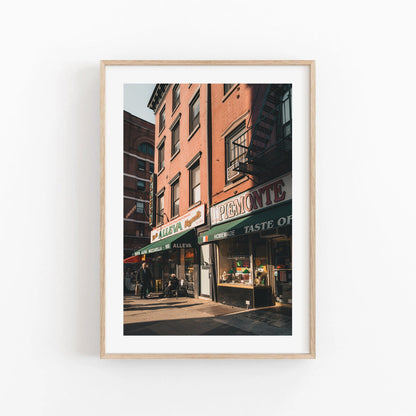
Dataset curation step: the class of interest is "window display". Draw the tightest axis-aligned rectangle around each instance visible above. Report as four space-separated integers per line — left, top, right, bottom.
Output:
184 249 195 282
217 238 252 286
253 239 268 286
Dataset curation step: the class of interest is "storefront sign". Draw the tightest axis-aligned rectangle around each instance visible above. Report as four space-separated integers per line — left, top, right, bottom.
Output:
242 215 292 234
150 204 205 243
210 173 292 226
211 213 292 241
172 243 192 249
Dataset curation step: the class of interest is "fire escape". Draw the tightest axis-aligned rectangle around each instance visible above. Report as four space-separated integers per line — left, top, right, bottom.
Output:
233 84 292 178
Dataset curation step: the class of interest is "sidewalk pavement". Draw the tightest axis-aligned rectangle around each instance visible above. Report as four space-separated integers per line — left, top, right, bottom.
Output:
124 293 292 336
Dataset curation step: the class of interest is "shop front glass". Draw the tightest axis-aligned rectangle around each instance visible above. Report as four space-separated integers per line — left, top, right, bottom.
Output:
217 238 252 286
152 250 180 291
252 235 269 287
272 238 292 303
152 248 196 293
184 248 195 283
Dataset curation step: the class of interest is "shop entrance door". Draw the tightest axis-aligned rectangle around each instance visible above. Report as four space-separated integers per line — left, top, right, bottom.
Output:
200 244 211 297
272 239 292 304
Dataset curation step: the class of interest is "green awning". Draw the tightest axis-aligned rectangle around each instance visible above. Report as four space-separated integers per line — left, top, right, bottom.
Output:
198 202 292 243
135 229 197 255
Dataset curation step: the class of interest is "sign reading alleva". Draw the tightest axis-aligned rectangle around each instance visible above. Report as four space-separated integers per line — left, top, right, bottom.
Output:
210 173 292 226
150 204 205 243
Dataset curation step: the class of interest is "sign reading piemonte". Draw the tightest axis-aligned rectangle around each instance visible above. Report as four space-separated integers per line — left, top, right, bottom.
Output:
210 173 292 226
150 204 205 243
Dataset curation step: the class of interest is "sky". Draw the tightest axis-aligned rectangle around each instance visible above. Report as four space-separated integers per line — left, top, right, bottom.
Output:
124 84 156 124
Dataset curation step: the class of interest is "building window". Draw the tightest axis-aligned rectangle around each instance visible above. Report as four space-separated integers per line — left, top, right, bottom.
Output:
172 84 180 111
138 142 154 156
226 122 246 181
218 238 251 286
281 89 291 138
189 162 200 205
171 180 180 218
137 223 145 237
171 121 180 156
157 193 164 225
189 92 200 133
158 143 165 172
149 162 154 173
137 159 146 171
224 84 234 95
159 106 165 133
136 201 144 214
185 249 195 282
137 180 145 191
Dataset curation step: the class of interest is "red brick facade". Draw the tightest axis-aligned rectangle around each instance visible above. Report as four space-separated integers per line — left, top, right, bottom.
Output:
152 85 209 222
147 83 292 305
123 111 155 258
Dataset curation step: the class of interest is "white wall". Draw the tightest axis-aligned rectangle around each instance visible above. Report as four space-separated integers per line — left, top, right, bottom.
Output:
1 1 415 415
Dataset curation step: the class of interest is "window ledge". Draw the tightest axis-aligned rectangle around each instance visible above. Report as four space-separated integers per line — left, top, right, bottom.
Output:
157 167 165 176
171 214 180 221
188 201 201 210
223 175 249 192
187 124 200 141
170 149 180 161
171 102 180 116
156 136 166 149
222 84 239 103
158 126 165 137
218 283 253 289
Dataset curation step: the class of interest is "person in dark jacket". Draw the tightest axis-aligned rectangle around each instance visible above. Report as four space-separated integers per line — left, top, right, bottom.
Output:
138 262 152 299
164 274 179 298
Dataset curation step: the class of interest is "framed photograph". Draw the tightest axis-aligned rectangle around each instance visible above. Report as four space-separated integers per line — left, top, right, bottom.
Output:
100 61 315 358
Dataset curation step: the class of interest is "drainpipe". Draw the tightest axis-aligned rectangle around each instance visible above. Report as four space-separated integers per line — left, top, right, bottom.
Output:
206 84 217 302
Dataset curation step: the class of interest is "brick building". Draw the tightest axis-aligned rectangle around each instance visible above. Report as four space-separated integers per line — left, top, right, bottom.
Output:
123 111 155 260
135 84 209 297
136 84 292 308
199 84 293 308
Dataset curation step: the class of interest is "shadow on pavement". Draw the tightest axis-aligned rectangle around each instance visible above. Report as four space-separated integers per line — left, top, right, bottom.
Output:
124 316 255 336
124 302 204 312
124 311 292 336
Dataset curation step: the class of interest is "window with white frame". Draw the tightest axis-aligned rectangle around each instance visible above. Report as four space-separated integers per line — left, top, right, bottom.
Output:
136 201 144 214
171 180 180 218
225 122 246 181
189 162 200 205
159 105 165 133
189 92 200 133
157 193 164 225
158 142 165 172
171 121 180 156
172 84 180 111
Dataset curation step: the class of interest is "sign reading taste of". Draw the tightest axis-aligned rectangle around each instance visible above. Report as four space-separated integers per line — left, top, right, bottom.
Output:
150 204 205 242
210 173 292 226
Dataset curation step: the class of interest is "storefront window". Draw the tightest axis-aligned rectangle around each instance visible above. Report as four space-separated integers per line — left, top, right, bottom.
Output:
273 239 292 303
184 249 195 282
217 238 252 286
253 239 268 286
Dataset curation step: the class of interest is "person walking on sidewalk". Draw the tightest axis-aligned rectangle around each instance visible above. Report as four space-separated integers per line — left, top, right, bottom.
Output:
138 262 152 299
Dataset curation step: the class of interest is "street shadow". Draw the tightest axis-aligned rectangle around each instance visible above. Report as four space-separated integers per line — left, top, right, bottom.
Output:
124 312 291 336
124 302 204 312
124 316 256 336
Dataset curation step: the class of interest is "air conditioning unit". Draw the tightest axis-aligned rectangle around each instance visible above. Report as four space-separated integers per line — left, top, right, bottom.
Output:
227 161 244 182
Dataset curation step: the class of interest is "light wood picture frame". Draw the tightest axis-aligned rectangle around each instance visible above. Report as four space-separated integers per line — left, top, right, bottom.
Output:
100 60 315 359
